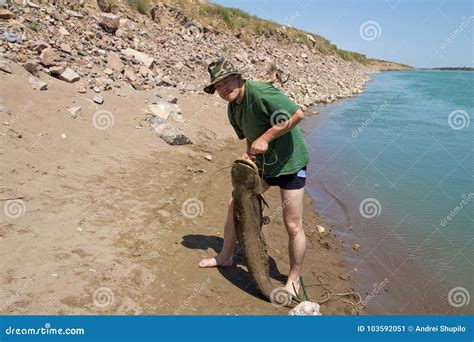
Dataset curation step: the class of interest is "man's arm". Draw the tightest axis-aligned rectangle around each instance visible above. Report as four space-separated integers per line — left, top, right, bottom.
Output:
250 108 305 155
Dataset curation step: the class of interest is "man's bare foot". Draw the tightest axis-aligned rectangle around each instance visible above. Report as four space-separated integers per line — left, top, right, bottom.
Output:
284 279 301 299
198 255 233 268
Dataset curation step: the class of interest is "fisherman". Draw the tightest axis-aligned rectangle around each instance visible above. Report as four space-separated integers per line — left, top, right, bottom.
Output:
199 57 310 298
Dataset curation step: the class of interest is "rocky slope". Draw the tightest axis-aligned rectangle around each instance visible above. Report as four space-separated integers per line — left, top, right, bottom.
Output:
0 0 410 112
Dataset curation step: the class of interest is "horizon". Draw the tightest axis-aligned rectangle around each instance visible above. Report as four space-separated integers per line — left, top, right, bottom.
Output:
211 0 473 69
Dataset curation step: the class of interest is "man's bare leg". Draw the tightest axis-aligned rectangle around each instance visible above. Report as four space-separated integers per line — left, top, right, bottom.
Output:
280 187 306 297
199 197 236 267
199 181 270 268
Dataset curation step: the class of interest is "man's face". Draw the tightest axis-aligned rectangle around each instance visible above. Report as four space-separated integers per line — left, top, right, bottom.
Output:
215 75 242 102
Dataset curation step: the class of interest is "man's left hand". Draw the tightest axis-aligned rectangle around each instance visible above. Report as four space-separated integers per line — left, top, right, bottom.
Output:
251 136 269 154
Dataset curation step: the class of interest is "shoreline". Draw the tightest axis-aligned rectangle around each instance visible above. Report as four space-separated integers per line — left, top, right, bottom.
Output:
301 70 469 315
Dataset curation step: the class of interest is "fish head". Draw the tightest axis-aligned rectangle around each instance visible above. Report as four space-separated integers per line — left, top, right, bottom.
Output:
231 159 262 192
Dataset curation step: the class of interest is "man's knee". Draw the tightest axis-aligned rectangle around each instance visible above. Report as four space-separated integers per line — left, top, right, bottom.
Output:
284 220 303 238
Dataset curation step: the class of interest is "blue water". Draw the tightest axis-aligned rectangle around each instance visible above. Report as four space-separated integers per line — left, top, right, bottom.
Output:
302 70 473 314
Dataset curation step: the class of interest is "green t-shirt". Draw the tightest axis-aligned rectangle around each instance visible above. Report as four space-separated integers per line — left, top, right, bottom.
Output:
227 80 310 178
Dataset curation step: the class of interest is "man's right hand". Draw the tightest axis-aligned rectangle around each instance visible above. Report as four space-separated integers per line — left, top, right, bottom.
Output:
242 151 256 162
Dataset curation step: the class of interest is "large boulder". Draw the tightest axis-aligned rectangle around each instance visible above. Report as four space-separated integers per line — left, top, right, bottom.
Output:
98 13 120 34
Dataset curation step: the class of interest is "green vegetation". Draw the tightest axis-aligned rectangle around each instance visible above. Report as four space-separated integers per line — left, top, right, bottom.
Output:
28 21 39 32
166 0 371 64
127 0 149 14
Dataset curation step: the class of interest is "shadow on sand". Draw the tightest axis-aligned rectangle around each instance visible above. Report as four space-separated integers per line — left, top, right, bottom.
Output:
181 234 287 301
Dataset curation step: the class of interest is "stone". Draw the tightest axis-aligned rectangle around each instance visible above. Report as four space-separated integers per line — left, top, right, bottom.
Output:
67 106 82 119
204 154 213 161
124 68 137 82
49 65 65 76
65 9 83 19
59 43 72 54
167 96 178 104
123 48 154 68
29 77 48 91
0 106 11 115
98 13 120 34
58 26 70 36
0 60 11 73
146 100 180 121
77 85 87 93
59 68 80 83
24 60 39 77
26 0 40 9
138 65 152 77
352 243 361 251
93 95 104 104
106 52 124 72
0 9 15 20
40 48 59 67
93 86 101 93
149 116 192 146
316 225 326 234
31 40 49 53
103 67 113 76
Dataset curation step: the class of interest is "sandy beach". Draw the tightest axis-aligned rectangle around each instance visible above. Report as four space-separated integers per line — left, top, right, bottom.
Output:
1 63 364 315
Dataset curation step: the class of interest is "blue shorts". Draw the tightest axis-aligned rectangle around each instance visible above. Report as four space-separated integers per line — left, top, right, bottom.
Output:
263 166 307 190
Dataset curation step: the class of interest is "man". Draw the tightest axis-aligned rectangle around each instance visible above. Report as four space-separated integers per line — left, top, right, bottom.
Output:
198 57 310 298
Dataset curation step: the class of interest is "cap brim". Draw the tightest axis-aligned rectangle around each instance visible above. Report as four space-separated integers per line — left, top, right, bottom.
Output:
203 70 245 94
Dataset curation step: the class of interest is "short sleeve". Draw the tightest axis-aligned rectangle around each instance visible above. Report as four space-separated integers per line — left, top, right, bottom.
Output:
259 85 299 124
227 105 245 140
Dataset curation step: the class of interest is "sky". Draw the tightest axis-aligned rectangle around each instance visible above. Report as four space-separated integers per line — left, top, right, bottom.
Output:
211 0 473 68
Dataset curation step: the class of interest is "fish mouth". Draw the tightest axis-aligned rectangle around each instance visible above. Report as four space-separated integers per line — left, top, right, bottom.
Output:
234 159 259 174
